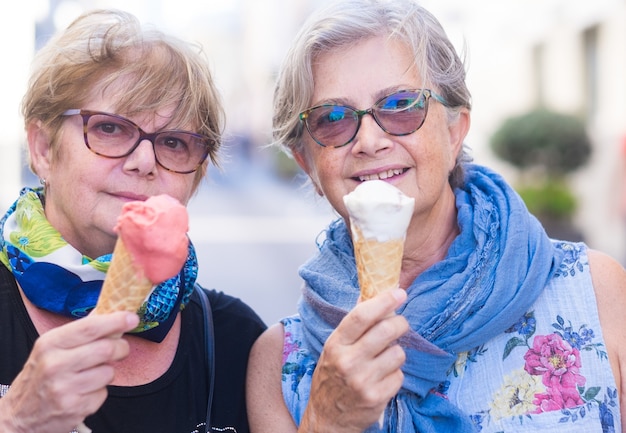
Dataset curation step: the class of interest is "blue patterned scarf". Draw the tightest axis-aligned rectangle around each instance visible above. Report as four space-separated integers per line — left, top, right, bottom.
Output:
297 164 564 432
0 187 197 343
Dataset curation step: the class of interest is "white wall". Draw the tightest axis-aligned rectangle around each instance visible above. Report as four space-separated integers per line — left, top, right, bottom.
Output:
1 4 40 210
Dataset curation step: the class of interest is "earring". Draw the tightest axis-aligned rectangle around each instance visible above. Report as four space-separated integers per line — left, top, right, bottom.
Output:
39 178 46 186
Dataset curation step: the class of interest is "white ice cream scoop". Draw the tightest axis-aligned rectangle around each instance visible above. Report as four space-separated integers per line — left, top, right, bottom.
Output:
343 180 415 300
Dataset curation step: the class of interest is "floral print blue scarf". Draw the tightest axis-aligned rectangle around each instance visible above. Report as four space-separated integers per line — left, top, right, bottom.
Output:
0 187 197 343
296 164 565 432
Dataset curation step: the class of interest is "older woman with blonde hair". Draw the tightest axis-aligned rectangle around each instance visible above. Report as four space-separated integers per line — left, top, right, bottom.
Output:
0 9 265 432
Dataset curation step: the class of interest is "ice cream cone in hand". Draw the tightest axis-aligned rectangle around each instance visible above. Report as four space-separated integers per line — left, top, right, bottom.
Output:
343 180 414 301
93 194 189 314
351 226 405 300
92 237 155 314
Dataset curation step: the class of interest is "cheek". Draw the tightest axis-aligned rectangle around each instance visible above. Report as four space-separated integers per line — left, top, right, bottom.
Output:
421 119 458 172
166 174 197 205
53 133 94 167
310 152 342 192
177 186 195 205
298 144 326 185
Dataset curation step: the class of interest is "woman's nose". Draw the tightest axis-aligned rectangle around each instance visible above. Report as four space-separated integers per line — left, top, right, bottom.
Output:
350 115 393 156
122 139 158 174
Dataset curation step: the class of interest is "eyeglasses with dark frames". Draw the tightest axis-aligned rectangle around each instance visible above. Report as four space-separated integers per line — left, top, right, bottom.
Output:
61 109 215 174
299 89 447 148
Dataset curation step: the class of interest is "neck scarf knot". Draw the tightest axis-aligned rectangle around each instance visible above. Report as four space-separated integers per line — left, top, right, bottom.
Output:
0 187 197 342
297 164 564 432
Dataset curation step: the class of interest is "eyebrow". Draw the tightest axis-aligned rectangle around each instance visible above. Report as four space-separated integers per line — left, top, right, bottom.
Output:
310 85 420 108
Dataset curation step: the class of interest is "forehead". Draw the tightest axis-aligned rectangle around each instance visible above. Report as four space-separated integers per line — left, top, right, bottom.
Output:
310 36 421 106
79 81 184 130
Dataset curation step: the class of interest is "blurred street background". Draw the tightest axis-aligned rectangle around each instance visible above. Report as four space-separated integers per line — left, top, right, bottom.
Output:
2 0 625 324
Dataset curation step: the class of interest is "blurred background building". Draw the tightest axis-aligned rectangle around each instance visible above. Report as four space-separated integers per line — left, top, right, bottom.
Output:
1 0 625 323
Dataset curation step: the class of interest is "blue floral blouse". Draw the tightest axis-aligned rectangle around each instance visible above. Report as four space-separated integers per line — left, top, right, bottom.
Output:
281 242 621 432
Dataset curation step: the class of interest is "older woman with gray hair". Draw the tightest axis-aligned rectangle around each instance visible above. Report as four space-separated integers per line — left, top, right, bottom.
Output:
246 0 626 432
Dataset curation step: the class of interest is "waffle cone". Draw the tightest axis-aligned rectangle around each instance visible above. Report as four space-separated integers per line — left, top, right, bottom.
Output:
353 226 404 301
92 238 154 314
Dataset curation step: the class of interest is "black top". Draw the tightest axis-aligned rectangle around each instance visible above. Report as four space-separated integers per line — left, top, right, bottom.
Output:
0 264 266 433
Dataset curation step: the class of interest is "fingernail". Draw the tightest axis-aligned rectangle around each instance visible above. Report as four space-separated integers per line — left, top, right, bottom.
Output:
126 313 140 327
391 288 407 301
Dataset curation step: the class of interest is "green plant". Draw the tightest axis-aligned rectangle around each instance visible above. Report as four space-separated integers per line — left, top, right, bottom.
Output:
490 108 591 241
490 108 591 177
517 181 577 219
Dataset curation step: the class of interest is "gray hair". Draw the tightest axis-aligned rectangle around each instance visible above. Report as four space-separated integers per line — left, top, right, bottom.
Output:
273 0 472 187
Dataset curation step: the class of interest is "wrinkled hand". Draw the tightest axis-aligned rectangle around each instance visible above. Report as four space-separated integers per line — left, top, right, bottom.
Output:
301 289 409 433
0 312 139 433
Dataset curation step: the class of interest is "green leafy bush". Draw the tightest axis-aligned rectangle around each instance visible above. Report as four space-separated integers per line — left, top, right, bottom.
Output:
490 108 592 242
490 109 591 176
517 182 577 219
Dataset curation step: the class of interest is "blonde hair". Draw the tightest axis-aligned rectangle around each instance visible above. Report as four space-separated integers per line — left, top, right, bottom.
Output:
22 9 224 190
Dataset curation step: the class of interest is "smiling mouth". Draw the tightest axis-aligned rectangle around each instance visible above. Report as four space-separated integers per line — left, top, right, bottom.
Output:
357 168 408 182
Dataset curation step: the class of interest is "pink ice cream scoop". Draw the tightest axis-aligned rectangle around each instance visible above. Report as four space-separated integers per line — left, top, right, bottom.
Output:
92 194 189 315
116 194 189 283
